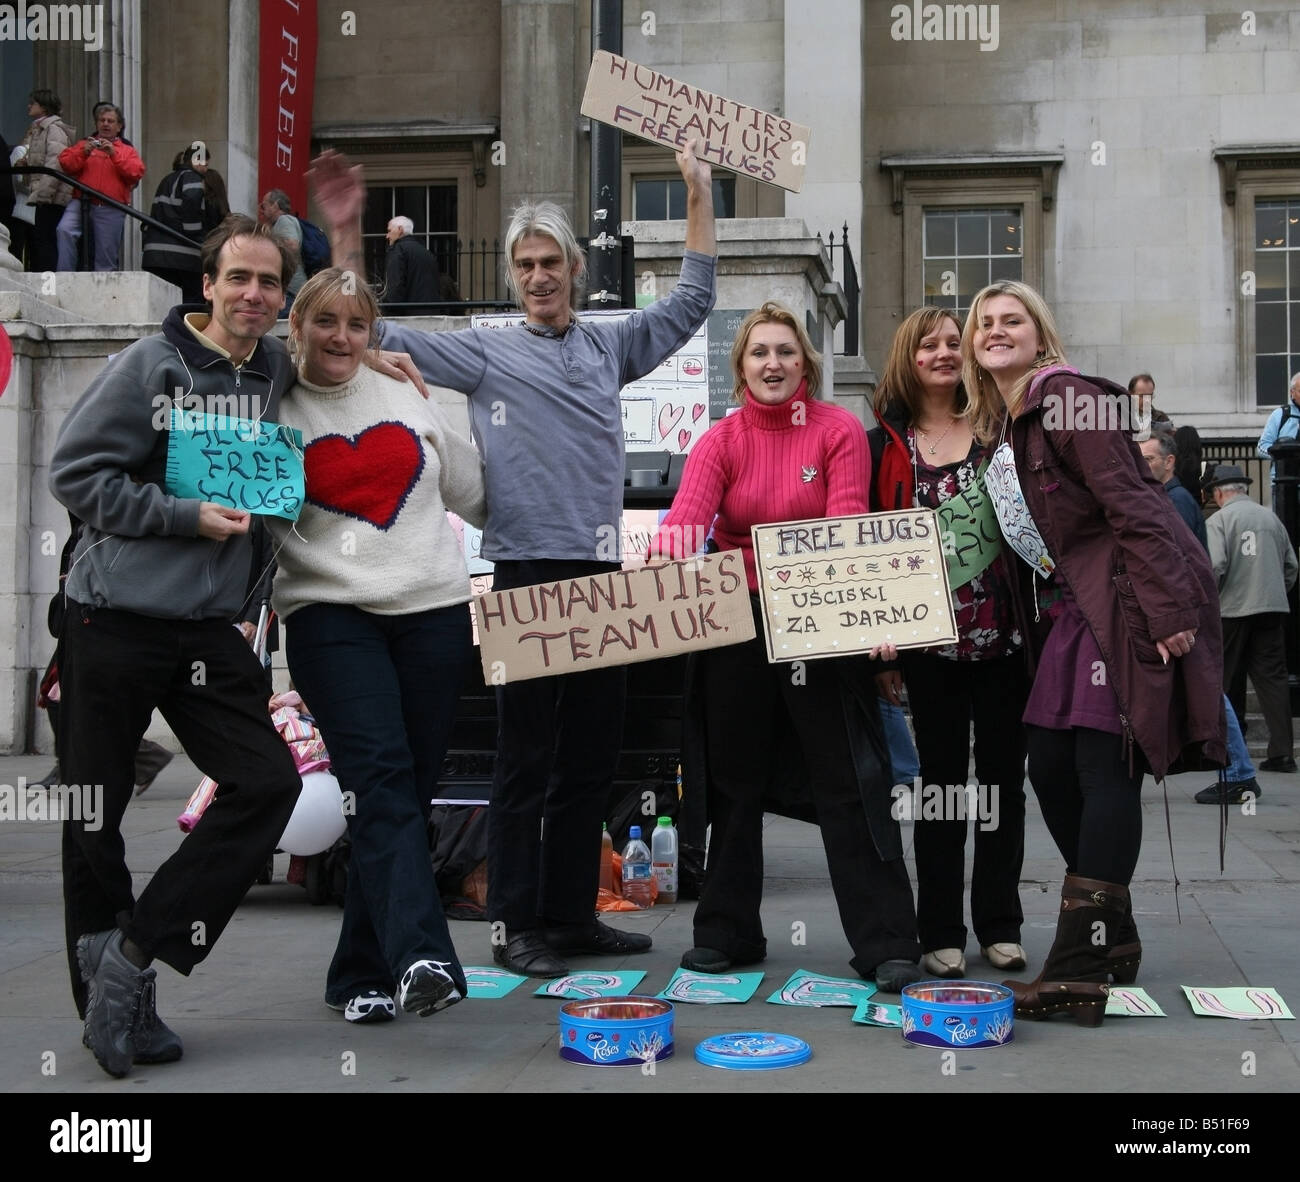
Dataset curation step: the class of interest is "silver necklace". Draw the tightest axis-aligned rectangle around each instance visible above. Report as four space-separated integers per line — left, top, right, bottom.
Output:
916 416 958 456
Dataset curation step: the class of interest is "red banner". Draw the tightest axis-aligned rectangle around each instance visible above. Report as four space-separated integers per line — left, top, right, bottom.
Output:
258 0 318 215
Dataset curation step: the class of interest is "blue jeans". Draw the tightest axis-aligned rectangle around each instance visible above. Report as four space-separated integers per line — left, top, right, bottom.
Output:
285 602 472 1002
1222 693 1255 782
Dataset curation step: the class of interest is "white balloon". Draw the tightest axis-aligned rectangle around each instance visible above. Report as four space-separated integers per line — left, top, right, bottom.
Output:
278 770 347 855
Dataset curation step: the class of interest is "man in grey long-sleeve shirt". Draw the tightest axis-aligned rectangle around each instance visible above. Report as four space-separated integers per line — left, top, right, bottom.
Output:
310 141 717 977
1206 465 1299 771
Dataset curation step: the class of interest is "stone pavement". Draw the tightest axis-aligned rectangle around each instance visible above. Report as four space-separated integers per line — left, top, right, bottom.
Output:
1 751 1296 1116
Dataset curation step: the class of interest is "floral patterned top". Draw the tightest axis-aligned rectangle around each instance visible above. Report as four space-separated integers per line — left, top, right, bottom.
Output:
909 430 1022 661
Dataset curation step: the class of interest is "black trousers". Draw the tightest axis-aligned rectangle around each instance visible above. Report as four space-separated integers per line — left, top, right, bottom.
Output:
58 603 301 1017
486 560 627 932
29 203 63 272
1025 725 1143 885
902 651 1028 952
694 626 920 975
1222 613 1293 759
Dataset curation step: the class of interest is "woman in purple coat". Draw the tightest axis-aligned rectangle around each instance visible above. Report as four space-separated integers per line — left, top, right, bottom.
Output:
962 281 1226 1027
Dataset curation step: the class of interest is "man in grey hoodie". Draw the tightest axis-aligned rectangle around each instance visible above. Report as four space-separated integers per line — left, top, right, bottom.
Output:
48 215 306 1078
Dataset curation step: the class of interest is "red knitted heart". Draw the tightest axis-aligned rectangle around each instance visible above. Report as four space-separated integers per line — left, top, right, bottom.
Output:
304 422 424 530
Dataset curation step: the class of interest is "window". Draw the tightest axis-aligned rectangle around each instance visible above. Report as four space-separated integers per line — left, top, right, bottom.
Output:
881 154 1061 319
364 183 458 292
923 207 1023 320
1215 146 1300 408
1252 198 1300 406
633 176 736 220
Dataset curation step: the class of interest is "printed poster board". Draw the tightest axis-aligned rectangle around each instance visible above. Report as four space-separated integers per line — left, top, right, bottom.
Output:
752 509 957 662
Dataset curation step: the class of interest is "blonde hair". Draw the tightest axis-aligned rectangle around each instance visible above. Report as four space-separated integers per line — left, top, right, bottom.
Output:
730 301 823 404
287 267 382 370
873 306 967 423
961 281 1068 443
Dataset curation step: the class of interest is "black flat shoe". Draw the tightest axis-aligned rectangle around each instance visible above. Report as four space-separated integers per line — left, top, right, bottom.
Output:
492 930 568 978
1259 756 1295 773
680 947 733 973
544 918 651 956
1195 779 1261 804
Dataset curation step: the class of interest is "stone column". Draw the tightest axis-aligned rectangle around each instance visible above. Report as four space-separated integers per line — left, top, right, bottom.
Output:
499 0 578 226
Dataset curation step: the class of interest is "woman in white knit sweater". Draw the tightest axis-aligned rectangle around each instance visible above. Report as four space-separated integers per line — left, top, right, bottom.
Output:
271 268 486 1024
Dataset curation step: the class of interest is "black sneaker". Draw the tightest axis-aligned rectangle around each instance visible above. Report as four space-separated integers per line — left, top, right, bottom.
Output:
1195 779 1262 805
76 929 151 1078
873 959 927 993
131 975 184 1063
543 918 652 956
396 961 462 1016
1259 756 1296 773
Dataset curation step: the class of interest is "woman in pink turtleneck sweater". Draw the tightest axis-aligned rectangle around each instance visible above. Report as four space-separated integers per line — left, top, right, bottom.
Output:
648 302 924 993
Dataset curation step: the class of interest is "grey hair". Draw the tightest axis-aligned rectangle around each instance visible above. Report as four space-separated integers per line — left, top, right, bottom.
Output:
503 201 587 311
1219 483 1249 495
1290 372 1300 391
389 215 414 236
264 188 291 213
1147 420 1177 459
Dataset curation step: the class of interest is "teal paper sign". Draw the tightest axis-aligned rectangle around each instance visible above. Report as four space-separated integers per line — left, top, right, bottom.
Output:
165 409 304 521
852 999 902 1027
656 968 765 1004
767 970 878 1007
464 967 529 1000
533 971 647 999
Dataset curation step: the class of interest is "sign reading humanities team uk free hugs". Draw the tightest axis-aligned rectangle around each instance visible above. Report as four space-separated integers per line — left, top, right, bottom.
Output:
752 510 957 662
580 50 811 193
473 551 755 683
164 410 305 521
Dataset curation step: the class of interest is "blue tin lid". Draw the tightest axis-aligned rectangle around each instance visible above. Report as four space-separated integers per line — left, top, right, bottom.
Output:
694 1031 812 1070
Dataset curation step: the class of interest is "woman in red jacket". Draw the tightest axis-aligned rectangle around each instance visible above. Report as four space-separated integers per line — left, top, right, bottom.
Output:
868 306 1029 981
648 301 924 992
56 102 145 271
963 281 1225 1026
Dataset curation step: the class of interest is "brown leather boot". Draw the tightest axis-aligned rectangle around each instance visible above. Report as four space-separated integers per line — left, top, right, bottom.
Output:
1108 893 1141 985
1004 875 1129 1027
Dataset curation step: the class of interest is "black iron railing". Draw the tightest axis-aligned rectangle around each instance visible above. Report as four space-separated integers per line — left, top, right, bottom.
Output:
822 221 860 356
3 164 199 271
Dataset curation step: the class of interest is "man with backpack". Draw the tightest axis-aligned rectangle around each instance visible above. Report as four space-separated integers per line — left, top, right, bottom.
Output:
258 188 328 316
1256 372 1300 484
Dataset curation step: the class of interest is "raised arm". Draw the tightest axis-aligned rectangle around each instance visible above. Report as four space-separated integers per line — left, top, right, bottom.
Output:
308 149 366 276
678 137 716 258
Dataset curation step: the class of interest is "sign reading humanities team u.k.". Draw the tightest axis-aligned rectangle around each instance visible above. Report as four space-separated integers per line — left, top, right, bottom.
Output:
473 551 754 683
752 510 957 662
580 50 811 193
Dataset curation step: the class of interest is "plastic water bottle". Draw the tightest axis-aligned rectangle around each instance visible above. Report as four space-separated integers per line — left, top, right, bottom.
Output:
651 816 678 903
599 823 614 893
621 826 653 908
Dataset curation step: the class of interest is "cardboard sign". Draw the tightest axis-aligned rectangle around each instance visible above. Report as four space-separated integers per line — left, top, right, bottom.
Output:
473 550 754 683
164 410 304 521
752 509 958 662
581 50 811 193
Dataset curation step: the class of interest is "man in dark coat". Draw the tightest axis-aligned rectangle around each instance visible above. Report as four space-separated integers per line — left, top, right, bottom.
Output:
383 216 459 313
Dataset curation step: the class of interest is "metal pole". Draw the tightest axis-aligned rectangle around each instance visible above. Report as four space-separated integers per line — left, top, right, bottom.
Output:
587 0 622 310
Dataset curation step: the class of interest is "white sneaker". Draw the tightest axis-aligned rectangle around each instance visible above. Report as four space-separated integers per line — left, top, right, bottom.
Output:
327 990 396 1024
982 942 1027 971
397 961 462 1017
920 948 966 978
